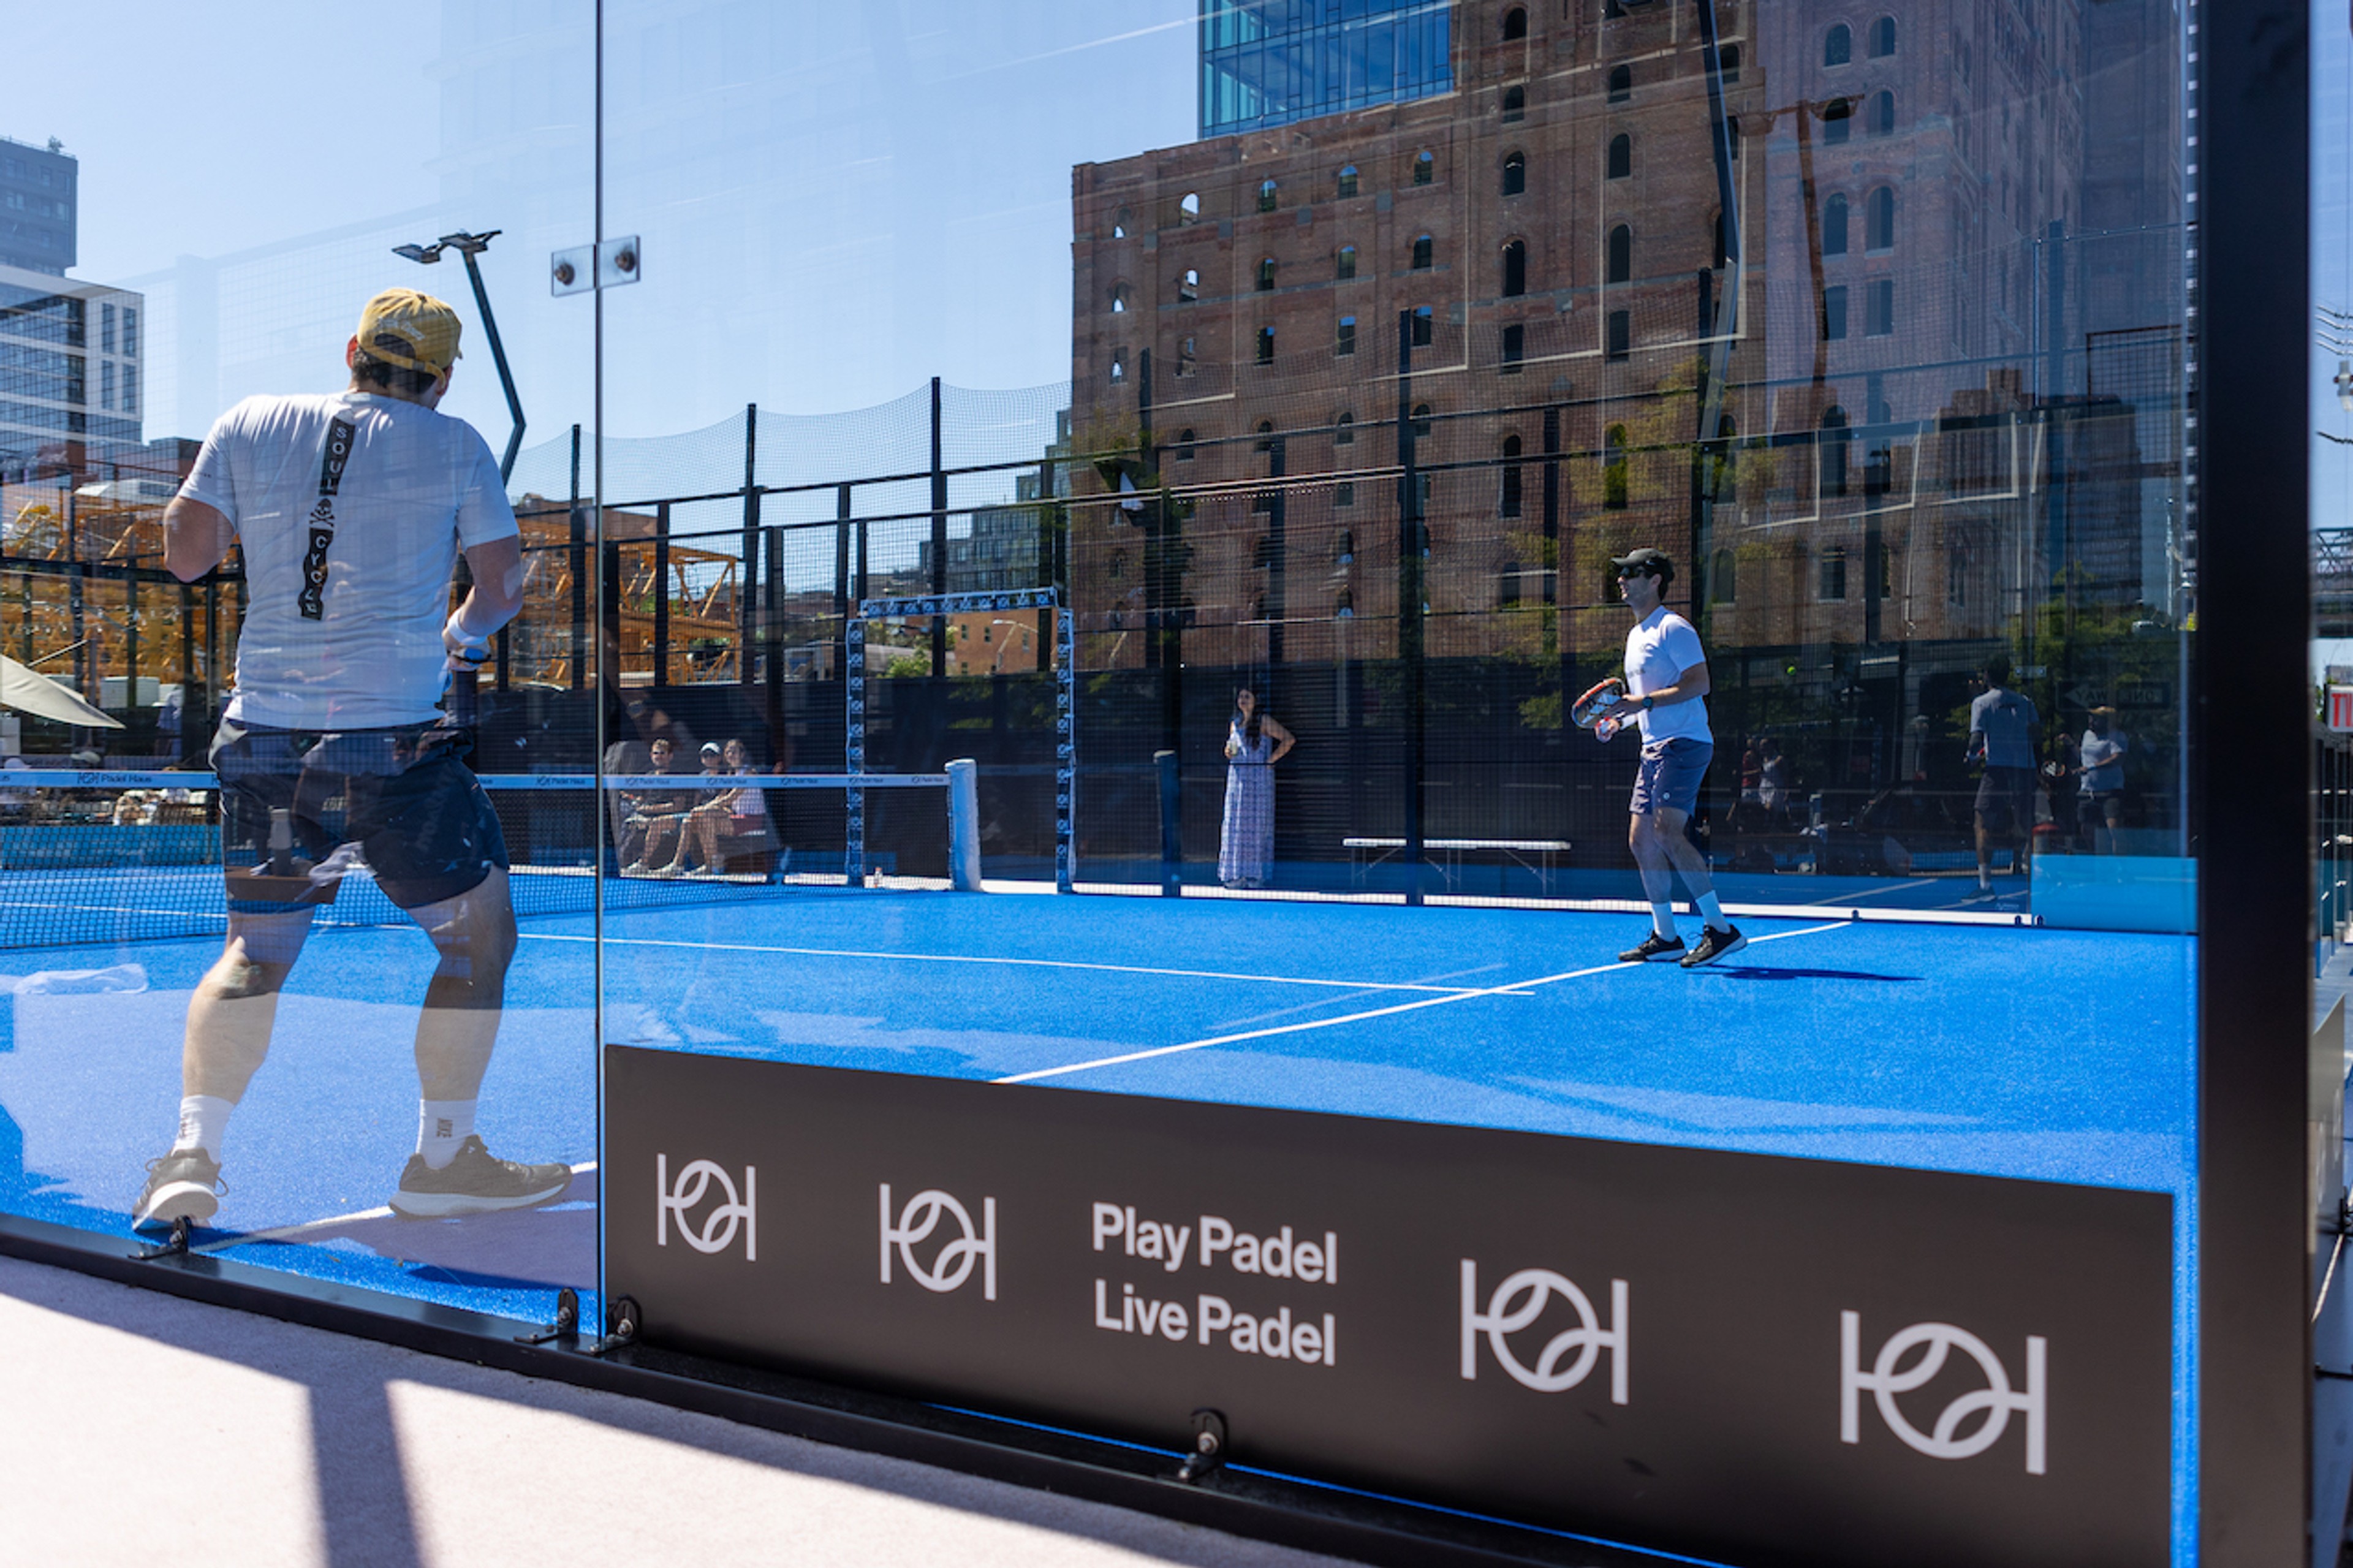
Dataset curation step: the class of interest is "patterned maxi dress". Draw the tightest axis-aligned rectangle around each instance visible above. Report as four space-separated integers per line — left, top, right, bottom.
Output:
1219 721 1276 887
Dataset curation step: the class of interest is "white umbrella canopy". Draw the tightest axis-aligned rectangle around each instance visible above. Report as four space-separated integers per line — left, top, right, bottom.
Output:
0 656 123 729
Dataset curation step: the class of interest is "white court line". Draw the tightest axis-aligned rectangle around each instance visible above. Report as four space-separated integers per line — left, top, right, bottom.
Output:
194 1161 598 1254
993 920 1854 1086
1798 878 1936 906
523 931 1518 997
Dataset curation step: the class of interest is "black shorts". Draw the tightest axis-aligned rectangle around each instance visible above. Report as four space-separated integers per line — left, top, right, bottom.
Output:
212 719 509 914
1973 765 2037 830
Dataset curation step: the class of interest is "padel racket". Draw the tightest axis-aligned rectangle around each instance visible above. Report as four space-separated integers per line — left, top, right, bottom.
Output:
1571 676 1627 730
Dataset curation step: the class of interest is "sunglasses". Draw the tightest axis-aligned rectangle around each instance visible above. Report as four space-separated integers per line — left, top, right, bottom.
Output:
1615 566 1655 580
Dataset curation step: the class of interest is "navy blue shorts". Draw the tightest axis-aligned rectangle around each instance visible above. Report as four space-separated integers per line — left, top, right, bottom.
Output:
211 720 508 914
1631 738 1713 818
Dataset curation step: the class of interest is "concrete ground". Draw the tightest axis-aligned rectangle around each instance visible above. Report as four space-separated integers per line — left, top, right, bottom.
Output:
0 1254 1352 1568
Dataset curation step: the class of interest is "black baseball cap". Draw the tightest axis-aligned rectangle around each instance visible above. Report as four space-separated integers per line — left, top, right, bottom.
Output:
1610 547 1674 580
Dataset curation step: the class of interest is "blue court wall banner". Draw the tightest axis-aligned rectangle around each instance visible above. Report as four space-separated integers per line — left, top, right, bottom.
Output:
603 1050 2172 1568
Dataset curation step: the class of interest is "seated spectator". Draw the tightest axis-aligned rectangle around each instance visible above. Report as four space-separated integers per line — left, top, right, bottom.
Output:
655 738 771 876
620 737 697 873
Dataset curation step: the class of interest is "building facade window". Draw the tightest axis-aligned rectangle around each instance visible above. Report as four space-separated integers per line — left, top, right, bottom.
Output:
1502 85 1525 123
1608 134 1631 180
1336 245 1357 280
1259 178 1278 212
1178 336 1197 376
1499 433 1523 517
1501 322 1525 371
1179 191 1200 224
1502 240 1527 297
1337 164 1358 198
1866 187 1895 251
1256 326 1275 364
1335 411 1355 444
1824 284 1849 339
1111 285 1128 312
1502 6 1527 40
1412 233 1434 270
1606 309 1630 360
1604 423 1629 507
1871 89 1895 135
1412 305 1433 346
1176 428 1196 460
1870 15 1896 56
1179 268 1199 301
1337 315 1357 355
1826 23 1852 66
1821 407 1851 494
1502 151 1526 195
1824 99 1852 143
1819 545 1849 600
1110 352 1126 384
1824 194 1849 256
1608 64 1631 102
1411 403 1433 437
1413 150 1434 184
1866 279 1895 335
1607 224 1632 284
1718 45 1740 83
1258 257 1277 290
1711 548 1737 602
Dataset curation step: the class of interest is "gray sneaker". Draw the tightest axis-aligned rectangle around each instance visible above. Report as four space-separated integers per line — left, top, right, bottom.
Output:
134 1149 223 1230
391 1135 572 1219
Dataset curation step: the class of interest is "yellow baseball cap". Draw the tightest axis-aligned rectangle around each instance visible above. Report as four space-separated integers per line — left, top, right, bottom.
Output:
354 288 462 377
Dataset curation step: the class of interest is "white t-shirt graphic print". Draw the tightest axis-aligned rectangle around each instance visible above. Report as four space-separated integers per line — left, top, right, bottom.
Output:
180 392 518 728
1623 606 1711 745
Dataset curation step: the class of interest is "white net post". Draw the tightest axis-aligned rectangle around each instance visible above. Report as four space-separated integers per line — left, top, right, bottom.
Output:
947 758 983 890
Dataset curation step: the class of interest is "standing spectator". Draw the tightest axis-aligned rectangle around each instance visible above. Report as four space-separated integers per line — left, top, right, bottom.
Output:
1757 738 1792 824
1218 687 1294 889
2078 706 2130 854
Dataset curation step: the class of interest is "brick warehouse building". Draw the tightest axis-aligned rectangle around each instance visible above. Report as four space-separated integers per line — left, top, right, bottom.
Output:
1062 0 2180 780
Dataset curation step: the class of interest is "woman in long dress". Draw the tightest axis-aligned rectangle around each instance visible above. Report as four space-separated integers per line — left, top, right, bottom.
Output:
1219 687 1295 888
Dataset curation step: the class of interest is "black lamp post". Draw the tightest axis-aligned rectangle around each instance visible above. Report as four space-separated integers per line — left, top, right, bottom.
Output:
392 230 527 482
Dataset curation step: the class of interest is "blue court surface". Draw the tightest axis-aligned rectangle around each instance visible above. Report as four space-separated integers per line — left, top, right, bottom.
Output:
0 886 2196 1319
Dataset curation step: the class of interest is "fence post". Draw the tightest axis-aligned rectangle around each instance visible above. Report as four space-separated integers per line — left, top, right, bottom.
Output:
653 501 671 687
930 378 947 676
741 403 760 686
1397 310 1425 906
1267 434 1286 670
1157 748 1182 896
833 482 852 682
567 424 585 690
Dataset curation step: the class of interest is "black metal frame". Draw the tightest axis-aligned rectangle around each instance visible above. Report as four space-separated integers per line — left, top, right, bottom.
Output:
2199 1 2314 1562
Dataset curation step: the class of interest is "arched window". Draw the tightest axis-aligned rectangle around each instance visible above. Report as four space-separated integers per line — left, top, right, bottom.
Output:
1604 424 1629 510
1411 403 1433 437
1110 284 1129 313
1110 352 1126 384
1871 90 1894 135
1178 335 1197 376
1500 433 1524 517
1335 529 1355 564
1256 326 1275 365
1258 178 1279 213
1258 257 1277 291
1255 419 1275 453
1335 411 1355 445
1501 240 1527 297
1179 268 1200 301
1178 192 1200 224
1502 85 1525 123
1502 151 1526 195
1870 15 1896 56
1502 6 1528 40
1608 64 1631 103
1820 406 1851 496
1717 45 1740 83
1824 99 1852 145
1825 23 1852 66
1336 244 1358 280
1607 133 1631 180
1501 322 1525 371
1823 194 1849 256
1411 305 1434 346
1336 314 1357 355
1176 428 1197 460
1112 208 1130 238
1866 187 1895 251
1333 588 1354 619
1337 164 1358 199
1607 224 1632 284
1413 150 1434 185
1412 233 1434 270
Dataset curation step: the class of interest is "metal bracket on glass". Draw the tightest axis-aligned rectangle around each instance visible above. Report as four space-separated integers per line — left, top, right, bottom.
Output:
1175 1407 1228 1483
551 236 642 297
582 1293 642 1357
129 1215 192 1261
514 1286 581 1346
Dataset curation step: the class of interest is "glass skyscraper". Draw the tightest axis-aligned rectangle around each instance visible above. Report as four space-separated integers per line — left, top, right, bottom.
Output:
1199 0 1452 138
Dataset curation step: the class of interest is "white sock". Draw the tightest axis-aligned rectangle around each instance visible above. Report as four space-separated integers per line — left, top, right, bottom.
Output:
173 1094 234 1161
1650 903 1678 940
418 1099 478 1170
1696 891 1730 932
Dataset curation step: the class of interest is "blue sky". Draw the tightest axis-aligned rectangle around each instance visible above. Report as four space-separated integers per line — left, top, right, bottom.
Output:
7 1 1194 453
2317 0 2353 673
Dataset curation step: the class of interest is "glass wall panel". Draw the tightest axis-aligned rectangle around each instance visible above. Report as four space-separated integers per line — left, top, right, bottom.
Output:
594 1 2196 1561
0 7 601 1329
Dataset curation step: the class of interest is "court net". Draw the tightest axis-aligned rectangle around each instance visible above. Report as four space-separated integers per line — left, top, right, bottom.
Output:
0 767 974 952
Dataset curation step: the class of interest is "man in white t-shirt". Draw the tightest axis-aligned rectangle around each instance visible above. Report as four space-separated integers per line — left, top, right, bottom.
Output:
1602 548 1745 968
134 288 567 1232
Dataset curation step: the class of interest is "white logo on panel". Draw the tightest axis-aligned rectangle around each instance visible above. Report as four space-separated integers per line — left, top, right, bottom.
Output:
656 1154 756 1260
1459 1260 1628 1403
879 1183 996 1300
1841 1311 2045 1475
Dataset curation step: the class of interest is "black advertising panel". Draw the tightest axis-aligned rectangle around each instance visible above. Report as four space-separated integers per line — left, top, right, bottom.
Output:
604 1048 2172 1568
